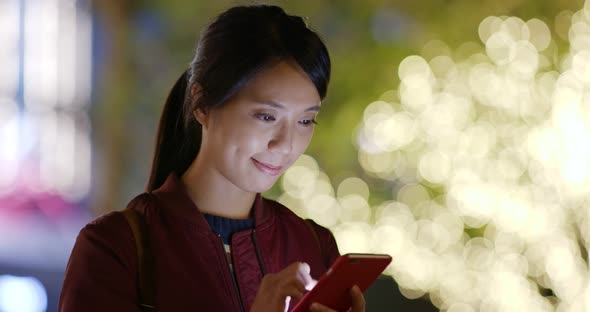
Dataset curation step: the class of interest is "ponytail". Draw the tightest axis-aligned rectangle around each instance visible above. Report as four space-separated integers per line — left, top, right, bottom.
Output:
147 71 201 191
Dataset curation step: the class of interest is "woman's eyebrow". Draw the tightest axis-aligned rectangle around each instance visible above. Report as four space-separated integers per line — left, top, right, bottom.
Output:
259 100 321 112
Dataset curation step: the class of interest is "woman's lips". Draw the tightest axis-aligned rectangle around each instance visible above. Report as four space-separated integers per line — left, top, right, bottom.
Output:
252 158 283 176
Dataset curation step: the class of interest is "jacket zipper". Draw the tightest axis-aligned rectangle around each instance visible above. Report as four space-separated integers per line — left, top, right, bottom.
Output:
217 235 245 312
251 229 267 275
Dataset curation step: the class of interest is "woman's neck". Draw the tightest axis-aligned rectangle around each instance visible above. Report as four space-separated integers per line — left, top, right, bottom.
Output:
181 155 256 220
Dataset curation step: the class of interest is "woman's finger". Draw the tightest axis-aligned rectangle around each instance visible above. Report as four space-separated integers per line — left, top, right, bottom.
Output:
309 285 366 312
286 275 306 295
296 262 317 291
350 285 366 312
279 282 306 301
279 262 309 293
309 302 337 312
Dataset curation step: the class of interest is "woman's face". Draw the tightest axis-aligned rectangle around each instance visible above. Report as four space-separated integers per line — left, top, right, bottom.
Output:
196 61 322 193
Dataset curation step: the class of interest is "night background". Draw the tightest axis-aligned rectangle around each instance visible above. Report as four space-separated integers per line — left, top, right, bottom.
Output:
1 0 589 311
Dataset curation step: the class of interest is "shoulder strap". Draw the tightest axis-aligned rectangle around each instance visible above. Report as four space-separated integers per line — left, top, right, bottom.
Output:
122 207 156 311
304 219 324 263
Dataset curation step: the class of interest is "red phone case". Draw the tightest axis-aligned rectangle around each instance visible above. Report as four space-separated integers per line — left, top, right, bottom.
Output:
291 253 392 312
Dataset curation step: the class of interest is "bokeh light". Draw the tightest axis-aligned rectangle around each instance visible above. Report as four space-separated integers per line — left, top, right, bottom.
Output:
0 275 47 312
279 1 590 310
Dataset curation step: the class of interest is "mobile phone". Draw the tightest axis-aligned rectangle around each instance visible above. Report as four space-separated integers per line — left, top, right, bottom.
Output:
291 253 392 312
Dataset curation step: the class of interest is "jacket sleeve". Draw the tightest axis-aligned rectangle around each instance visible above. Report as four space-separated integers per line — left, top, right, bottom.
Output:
59 211 139 312
307 219 341 267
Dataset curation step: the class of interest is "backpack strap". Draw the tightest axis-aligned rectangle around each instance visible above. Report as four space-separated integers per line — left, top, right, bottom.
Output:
122 207 156 311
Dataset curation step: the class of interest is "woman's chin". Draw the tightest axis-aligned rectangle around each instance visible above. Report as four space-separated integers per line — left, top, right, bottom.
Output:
242 177 280 194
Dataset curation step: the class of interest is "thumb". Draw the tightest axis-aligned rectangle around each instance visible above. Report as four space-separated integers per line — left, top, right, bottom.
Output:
350 285 365 311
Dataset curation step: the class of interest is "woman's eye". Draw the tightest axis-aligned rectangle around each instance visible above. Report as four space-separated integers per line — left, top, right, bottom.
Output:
255 113 275 121
300 119 318 126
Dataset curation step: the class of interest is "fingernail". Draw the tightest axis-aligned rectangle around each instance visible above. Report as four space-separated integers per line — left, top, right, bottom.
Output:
301 262 310 273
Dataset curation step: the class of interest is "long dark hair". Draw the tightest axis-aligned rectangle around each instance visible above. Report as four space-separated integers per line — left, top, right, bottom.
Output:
147 5 331 191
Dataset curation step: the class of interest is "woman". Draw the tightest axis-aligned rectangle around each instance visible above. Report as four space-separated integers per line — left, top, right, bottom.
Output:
59 5 365 312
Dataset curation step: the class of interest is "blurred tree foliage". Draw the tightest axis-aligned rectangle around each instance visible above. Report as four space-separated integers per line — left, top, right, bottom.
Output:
92 0 583 214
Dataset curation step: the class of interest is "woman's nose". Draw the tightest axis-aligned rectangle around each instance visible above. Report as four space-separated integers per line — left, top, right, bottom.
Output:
268 123 294 155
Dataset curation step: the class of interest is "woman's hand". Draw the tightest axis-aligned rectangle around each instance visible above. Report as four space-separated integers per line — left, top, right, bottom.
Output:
309 285 366 312
250 262 316 312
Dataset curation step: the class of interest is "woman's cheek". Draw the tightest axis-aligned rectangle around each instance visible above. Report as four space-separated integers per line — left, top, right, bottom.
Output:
242 127 272 150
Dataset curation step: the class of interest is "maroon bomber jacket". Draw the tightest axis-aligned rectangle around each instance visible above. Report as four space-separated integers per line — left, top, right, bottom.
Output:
59 174 340 312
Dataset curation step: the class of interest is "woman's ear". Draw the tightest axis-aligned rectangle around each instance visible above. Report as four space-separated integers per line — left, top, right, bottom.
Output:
194 107 208 127
190 82 209 127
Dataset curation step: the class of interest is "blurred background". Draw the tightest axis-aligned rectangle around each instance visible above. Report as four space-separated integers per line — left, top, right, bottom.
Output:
1 0 589 311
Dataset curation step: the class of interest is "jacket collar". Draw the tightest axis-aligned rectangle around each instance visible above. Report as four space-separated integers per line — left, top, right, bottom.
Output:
151 173 273 229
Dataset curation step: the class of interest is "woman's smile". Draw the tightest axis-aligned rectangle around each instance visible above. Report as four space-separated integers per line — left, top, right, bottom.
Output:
251 158 284 176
